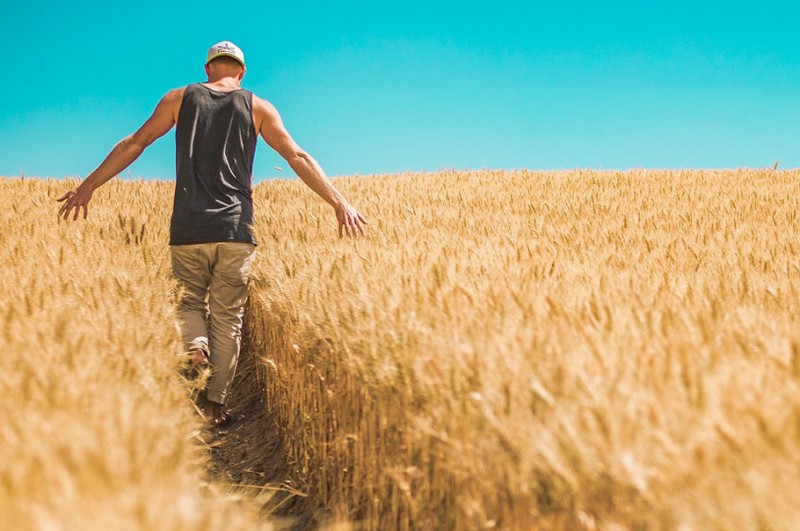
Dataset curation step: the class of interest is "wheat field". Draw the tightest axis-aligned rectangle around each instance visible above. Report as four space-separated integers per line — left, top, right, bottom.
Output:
3 170 800 530
0 178 272 530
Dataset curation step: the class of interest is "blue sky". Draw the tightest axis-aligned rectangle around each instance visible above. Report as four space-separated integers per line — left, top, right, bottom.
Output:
1 1 799 180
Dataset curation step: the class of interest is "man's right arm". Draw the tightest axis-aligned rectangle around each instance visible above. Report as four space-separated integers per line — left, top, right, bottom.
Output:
252 95 367 237
57 88 184 220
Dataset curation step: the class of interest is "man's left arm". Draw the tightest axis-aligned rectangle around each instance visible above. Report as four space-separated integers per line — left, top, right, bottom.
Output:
57 88 183 221
252 95 368 237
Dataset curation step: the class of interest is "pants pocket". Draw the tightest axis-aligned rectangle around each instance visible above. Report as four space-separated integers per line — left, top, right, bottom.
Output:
215 243 256 285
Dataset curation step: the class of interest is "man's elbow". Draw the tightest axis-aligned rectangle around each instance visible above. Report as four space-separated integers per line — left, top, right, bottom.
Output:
129 132 156 153
284 148 311 166
116 134 147 156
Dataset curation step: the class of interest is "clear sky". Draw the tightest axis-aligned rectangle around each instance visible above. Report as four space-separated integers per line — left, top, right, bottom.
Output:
1 1 799 180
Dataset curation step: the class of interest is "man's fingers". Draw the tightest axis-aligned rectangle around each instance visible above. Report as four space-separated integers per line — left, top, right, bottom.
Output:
356 213 367 235
349 216 362 237
58 190 75 218
58 197 71 216
352 212 366 236
57 195 89 221
337 208 368 238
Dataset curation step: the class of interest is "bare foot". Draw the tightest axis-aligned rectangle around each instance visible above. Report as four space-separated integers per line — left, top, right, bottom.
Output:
189 348 210 369
196 392 230 427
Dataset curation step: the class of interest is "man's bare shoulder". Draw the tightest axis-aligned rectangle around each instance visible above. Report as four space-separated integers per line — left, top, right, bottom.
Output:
163 87 187 104
252 94 279 115
251 95 283 134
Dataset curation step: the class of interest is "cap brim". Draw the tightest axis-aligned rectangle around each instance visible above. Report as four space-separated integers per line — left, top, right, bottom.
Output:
206 52 245 67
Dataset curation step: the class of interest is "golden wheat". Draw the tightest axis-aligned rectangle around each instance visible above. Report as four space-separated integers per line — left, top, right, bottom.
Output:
0 178 271 530
246 169 800 529
4 170 800 530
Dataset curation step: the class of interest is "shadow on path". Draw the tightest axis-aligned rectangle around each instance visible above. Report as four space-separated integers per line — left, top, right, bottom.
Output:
206 337 319 530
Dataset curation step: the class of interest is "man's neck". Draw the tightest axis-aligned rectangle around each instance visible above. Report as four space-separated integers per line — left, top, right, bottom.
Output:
203 76 242 91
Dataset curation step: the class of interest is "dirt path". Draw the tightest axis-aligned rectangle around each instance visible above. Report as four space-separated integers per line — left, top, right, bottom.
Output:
206 339 320 530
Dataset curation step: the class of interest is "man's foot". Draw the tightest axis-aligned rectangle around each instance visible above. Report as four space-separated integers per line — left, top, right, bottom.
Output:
196 392 230 427
184 347 210 383
189 347 210 370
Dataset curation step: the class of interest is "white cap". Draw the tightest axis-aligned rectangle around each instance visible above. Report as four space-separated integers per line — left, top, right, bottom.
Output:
206 41 246 67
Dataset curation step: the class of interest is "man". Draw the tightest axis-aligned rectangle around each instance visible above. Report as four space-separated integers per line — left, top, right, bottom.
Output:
58 41 367 426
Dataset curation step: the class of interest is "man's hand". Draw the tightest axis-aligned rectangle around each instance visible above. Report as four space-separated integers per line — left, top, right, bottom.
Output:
336 203 368 238
57 184 93 221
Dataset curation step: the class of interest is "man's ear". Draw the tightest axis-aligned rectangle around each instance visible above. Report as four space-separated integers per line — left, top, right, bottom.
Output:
239 67 246 82
204 63 211 78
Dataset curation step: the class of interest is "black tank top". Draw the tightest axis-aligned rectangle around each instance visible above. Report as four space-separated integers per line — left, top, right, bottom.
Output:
170 83 258 245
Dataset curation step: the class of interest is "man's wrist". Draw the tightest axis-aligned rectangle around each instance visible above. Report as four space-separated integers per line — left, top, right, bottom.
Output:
79 178 97 193
331 198 345 211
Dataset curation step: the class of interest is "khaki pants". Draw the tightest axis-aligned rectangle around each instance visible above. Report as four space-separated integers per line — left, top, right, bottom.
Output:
170 242 256 405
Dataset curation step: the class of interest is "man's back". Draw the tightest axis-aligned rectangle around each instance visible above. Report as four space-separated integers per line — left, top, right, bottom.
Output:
170 83 258 246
